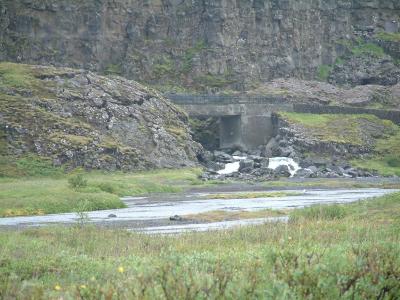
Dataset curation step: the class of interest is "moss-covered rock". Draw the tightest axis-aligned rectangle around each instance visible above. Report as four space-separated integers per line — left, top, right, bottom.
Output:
276 112 399 158
0 63 202 172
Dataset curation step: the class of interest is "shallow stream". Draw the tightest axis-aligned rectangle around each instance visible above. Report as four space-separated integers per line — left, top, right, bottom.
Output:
0 188 396 233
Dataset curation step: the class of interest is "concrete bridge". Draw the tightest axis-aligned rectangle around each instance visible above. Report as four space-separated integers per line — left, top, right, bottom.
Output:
166 94 400 150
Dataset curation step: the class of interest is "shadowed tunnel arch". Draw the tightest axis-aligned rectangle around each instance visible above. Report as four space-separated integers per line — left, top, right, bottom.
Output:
220 115 242 149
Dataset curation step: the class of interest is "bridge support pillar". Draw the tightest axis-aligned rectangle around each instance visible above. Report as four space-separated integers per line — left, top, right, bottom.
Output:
219 115 241 149
219 114 274 150
240 114 274 150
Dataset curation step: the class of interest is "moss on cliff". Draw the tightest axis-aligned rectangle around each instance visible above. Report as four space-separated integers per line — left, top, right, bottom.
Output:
279 112 400 176
352 128 400 176
278 112 393 146
375 32 400 43
0 62 37 89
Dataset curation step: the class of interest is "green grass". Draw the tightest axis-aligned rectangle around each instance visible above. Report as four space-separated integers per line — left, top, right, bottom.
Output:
0 168 204 217
104 63 122 76
279 112 400 176
317 64 332 81
351 127 400 176
290 204 347 222
0 192 399 298
278 112 394 145
0 62 39 89
375 32 400 42
351 42 385 58
351 157 400 177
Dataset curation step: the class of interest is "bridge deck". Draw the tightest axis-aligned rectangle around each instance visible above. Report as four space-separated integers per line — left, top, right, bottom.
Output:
166 94 400 124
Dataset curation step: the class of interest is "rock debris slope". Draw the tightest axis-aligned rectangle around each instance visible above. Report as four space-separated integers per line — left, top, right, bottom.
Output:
0 63 201 170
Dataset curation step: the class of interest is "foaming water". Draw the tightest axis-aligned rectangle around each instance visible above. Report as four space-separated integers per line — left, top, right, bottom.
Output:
268 157 300 177
217 156 246 175
217 156 301 177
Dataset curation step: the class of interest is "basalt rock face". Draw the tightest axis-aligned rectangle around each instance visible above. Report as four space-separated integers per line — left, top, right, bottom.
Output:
0 63 202 170
1 0 399 91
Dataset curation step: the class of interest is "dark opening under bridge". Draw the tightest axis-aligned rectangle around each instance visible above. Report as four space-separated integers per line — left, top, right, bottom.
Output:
166 94 400 150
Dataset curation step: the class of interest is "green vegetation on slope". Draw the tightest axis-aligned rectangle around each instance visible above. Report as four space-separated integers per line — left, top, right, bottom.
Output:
1 192 399 298
375 32 400 42
0 168 203 217
352 125 400 176
278 112 395 145
0 154 65 178
279 112 400 176
317 64 333 81
352 140 400 176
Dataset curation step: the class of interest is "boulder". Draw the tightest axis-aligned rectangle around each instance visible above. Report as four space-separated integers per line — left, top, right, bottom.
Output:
197 151 214 163
294 168 314 178
307 165 318 173
259 158 270 168
274 165 291 177
170 215 184 221
239 159 255 173
278 146 295 157
346 168 359 178
214 151 234 163
232 150 244 157
261 138 279 157
248 155 263 163
206 161 225 172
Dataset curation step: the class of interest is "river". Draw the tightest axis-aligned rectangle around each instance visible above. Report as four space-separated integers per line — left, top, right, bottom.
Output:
0 187 396 233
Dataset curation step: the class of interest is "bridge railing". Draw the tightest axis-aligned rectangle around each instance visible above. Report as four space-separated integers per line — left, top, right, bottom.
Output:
165 94 400 124
165 94 289 105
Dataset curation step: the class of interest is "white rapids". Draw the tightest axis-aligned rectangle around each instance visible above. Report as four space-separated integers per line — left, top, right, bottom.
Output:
268 157 301 177
217 156 301 177
217 156 247 175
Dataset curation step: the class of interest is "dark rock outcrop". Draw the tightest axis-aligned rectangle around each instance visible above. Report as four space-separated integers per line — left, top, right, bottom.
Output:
0 63 202 170
1 0 399 91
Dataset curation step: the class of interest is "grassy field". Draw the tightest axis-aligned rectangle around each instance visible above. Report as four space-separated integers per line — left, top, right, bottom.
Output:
0 168 205 217
0 192 399 299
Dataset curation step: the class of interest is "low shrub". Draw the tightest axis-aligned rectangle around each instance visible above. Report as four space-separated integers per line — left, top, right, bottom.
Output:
97 182 117 194
68 174 88 190
387 157 400 168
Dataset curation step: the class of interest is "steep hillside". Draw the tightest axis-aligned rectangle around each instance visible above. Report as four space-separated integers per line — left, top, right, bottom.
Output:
1 0 399 91
0 62 201 173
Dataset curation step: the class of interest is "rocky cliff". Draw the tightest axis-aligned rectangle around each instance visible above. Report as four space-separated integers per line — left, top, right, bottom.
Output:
1 0 399 91
0 63 201 171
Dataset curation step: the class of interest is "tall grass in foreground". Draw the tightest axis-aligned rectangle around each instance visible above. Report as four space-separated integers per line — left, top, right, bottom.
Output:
290 204 347 222
0 192 400 299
